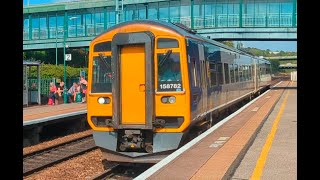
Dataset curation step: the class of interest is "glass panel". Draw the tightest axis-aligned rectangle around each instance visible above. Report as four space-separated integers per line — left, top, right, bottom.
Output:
159 2 169 22
157 38 179 48
243 0 254 27
234 64 239 82
39 15 47 39
268 2 280 27
254 1 267 27
228 0 239 27
125 5 135 21
204 0 215 28
187 39 200 87
95 9 104 35
107 7 116 29
137 4 146 19
216 0 228 27
32 15 39 40
280 2 293 26
48 15 56 39
224 63 229 84
85 12 94 36
57 14 64 38
23 16 29 40
194 0 204 29
157 52 183 92
92 56 112 93
209 63 217 86
229 64 235 83
68 12 77 37
180 0 191 27
75 14 84 37
217 63 223 84
148 3 158 20
94 41 111 52
170 1 180 23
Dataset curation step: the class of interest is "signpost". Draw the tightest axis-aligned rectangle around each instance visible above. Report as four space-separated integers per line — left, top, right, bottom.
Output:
65 54 72 61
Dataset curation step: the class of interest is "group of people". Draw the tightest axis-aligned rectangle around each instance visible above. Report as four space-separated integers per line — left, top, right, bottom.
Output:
48 76 87 105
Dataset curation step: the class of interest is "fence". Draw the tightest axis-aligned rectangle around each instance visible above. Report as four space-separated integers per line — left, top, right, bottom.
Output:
28 77 80 96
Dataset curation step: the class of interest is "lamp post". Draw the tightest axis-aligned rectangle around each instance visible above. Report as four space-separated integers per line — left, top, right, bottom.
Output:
63 16 78 103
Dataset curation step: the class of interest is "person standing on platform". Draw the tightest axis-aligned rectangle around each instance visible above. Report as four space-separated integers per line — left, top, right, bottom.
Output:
79 75 88 103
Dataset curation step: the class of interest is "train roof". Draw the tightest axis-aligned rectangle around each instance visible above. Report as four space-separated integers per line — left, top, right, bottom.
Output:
94 20 270 62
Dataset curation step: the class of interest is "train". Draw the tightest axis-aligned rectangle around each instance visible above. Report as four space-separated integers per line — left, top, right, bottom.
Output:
86 20 272 164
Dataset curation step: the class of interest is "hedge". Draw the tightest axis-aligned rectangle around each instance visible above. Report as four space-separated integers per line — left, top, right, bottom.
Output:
27 64 88 79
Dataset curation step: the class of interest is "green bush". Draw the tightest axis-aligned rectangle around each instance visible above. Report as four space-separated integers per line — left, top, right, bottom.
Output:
28 64 88 79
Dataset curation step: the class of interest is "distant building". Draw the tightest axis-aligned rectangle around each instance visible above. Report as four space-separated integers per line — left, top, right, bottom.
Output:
272 51 280 54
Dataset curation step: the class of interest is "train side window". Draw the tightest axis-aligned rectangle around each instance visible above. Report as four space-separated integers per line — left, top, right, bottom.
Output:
234 64 239 82
217 63 224 85
94 41 111 52
209 63 217 86
224 63 230 84
157 38 179 48
239 65 243 82
230 64 235 83
248 65 252 80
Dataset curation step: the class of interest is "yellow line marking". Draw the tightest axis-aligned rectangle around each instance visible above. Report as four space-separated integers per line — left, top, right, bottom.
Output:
250 81 292 179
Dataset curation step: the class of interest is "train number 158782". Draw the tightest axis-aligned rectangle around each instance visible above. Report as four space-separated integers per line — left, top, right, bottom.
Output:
159 83 181 89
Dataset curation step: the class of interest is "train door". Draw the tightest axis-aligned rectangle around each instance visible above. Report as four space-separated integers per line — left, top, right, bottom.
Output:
120 45 146 124
111 32 154 129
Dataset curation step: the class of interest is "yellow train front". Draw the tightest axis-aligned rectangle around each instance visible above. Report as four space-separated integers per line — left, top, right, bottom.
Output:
87 20 271 163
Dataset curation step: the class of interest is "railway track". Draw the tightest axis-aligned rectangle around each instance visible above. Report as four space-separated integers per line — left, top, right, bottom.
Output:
23 135 96 176
91 164 153 180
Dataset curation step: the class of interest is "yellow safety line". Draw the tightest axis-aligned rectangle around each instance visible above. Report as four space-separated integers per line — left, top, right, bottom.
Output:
250 81 292 180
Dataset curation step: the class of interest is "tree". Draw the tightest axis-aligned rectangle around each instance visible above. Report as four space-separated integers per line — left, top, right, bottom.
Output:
220 41 234 48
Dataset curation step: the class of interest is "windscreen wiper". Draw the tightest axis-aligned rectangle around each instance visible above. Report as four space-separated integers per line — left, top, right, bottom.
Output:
98 53 111 70
158 49 172 68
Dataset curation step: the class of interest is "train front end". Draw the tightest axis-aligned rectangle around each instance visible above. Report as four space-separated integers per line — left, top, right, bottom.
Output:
87 21 190 163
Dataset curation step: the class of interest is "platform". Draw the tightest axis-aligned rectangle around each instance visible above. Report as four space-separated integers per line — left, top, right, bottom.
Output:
232 81 297 179
135 80 295 179
23 103 87 126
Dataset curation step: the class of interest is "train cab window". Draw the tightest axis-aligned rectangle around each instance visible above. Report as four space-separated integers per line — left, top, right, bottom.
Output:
157 38 179 48
91 56 112 93
224 63 230 84
157 52 183 91
94 41 111 52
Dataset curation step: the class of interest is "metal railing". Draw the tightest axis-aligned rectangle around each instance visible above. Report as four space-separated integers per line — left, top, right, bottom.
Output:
28 78 81 96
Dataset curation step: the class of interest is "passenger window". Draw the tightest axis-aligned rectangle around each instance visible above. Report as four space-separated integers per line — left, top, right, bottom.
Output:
94 41 111 52
234 64 239 82
209 63 217 86
224 63 230 84
217 63 224 85
230 64 235 83
157 38 179 48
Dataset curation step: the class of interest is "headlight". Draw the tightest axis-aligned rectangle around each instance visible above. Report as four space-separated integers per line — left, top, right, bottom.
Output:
161 97 168 103
161 96 176 104
98 97 111 104
168 96 176 104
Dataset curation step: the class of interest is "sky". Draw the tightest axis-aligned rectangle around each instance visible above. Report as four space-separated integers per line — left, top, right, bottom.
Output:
23 0 297 52
239 41 297 52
